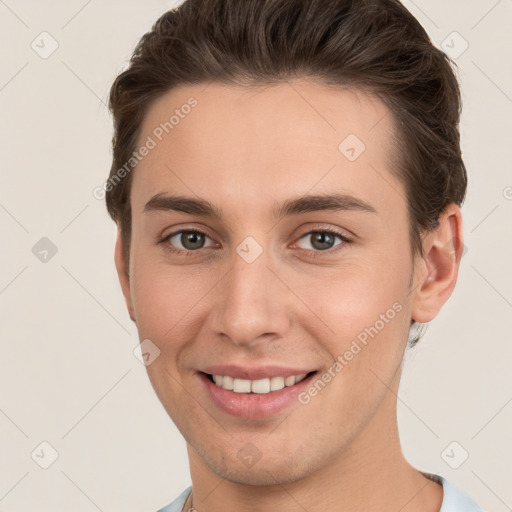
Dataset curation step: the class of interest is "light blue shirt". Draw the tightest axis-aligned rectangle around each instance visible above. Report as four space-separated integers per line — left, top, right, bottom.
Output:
156 473 484 512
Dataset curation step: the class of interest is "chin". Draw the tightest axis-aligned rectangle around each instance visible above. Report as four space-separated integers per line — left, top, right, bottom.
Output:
209 461 307 487
196 442 323 487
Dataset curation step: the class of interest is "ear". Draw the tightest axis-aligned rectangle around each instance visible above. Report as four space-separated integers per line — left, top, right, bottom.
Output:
410 203 464 323
114 229 136 323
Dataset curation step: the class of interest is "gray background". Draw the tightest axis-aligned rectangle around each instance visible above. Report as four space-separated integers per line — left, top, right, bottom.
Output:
0 0 510 510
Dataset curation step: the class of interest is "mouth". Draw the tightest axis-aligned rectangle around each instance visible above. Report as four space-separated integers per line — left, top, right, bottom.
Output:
198 370 319 419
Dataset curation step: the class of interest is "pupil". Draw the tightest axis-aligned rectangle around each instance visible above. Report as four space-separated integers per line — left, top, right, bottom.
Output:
313 232 334 250
182 231 204 250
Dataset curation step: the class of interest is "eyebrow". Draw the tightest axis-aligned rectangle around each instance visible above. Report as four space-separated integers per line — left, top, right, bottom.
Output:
143 192 377 219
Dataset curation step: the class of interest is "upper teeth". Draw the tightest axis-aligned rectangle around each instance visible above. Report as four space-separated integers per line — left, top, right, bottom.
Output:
212 373 308 394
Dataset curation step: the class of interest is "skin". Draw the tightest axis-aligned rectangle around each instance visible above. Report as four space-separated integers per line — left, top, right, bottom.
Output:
114 79 463 512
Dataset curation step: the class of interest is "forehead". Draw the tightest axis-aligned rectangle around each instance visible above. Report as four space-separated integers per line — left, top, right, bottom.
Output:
131 79 403 219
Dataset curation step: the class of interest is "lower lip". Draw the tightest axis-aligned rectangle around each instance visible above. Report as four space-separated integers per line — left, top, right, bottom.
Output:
199 371 317 420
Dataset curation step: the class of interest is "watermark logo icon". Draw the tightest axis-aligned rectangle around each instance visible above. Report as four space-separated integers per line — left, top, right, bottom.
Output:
133 339 161 366
31 441 59 469
31 31 59 59
441 31 469 59
32 237 58 263
441 238 467 263
338 133 366 161
237 442 262 469
441 441 469 469
236 236 263 264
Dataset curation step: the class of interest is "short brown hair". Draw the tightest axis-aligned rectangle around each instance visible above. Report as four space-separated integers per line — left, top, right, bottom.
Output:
105 0 467 345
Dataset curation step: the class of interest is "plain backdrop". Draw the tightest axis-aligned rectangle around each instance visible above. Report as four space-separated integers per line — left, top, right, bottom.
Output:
0 1 511 511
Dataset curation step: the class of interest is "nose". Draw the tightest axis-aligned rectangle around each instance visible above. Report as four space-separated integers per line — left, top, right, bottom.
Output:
208 241 293 348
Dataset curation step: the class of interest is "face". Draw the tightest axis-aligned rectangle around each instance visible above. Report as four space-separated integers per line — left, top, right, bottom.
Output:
118 80 427 485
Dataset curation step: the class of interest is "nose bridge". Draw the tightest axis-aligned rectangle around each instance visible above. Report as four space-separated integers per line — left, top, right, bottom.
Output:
210 236 291 345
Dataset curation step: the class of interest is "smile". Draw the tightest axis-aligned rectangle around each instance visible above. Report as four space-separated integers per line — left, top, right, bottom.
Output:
199 370 318 419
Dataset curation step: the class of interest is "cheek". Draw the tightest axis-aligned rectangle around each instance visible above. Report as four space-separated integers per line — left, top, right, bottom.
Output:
292 253 411 373
297 267 409 425
129 252 216 350
300 259 408 333
129 261 200 412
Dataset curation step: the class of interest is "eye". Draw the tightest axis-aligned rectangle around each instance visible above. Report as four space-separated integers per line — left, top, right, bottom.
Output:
160 227 351 257
162 229 216 253
295 228 350 253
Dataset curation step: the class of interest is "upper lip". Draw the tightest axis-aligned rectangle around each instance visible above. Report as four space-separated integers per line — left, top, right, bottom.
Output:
200 365 316 380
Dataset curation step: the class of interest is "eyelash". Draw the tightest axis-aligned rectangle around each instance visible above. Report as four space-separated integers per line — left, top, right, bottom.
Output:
160 227 352 258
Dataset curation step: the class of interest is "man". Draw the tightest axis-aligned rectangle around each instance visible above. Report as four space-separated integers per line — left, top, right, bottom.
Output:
104 0 483 510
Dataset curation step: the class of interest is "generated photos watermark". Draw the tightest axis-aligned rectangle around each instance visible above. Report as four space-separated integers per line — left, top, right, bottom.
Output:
93 97 198 200
298 301 403 404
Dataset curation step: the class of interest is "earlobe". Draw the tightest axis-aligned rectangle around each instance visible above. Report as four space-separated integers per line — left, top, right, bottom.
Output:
410 203 464 324
114 230 136 323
